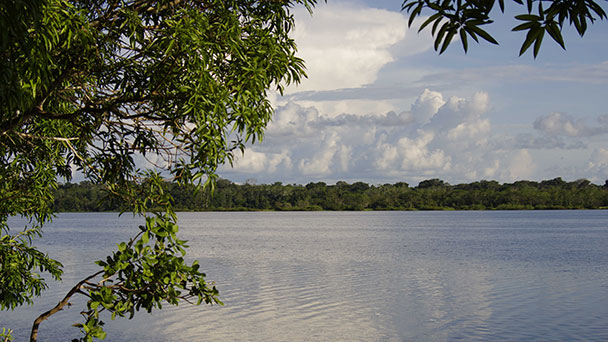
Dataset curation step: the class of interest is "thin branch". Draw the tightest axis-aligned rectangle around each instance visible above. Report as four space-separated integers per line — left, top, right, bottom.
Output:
14 132 79 142
30 271 104 342
63 138 103 183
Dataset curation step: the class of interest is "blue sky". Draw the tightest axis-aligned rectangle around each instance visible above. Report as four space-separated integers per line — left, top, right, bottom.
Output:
218 0 608 186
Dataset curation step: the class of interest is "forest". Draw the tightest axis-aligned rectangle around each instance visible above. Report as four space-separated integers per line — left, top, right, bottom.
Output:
52 177 608 212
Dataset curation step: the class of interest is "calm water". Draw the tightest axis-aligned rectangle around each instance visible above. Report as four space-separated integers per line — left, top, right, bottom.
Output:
3 211 608 341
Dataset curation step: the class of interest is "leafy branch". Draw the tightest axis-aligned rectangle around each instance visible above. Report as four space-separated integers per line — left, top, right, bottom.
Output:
29 173 222 342
401 0 607 57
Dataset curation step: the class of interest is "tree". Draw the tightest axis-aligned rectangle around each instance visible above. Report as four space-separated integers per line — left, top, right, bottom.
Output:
1 0 315 340
2 0 606 340
417 178 449 189
401 0 607 57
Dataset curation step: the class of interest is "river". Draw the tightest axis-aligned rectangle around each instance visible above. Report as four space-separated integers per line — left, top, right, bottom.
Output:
3 211 608 341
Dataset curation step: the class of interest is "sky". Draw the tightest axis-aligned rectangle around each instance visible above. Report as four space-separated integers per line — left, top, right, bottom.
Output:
219 0 608 186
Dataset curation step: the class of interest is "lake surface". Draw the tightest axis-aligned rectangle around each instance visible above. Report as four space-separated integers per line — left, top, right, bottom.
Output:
3 211 608 341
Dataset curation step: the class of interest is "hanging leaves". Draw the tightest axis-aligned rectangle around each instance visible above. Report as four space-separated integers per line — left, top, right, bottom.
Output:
401 0 607 57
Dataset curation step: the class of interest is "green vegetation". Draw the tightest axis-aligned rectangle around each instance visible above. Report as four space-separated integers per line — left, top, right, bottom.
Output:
402 0 607 57
2 0 607 341
1 1 312 340
53 177 608 212
0 328 12 342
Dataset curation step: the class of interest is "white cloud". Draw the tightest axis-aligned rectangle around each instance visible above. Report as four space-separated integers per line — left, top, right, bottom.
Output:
411 89 445 124
586 148 608 182
483 160 500 179
232 150 268 173
534 112 608 137
375 138 399 170
289 2 408 93
289 99 397 118
373 130 451 172
446 119 491 141
222 87 608 185
494 133 587 150
506 149 536 180
266 102 320 137
590 148 608 165
268 101 414 133
217 3 608 185
232 150 292 174
229 90 493 182
427 91 489 132
298 132 341 175
534 112 585 136
396 132 451 171
268 151 293 173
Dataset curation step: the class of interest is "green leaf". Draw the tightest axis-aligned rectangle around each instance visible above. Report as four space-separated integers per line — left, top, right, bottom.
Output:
434 22 450 51
545 22 565 50
439 28 456 54
464 26 480 42
459 28 469 52
164 39 176 56
515 14 542 21
533 28 545 57
408 4 423 26
512 21 537 32
519 26 543 56
419 13 442 33
467 25 498 45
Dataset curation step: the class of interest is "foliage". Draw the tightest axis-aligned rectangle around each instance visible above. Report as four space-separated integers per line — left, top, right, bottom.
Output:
401 0 607 56
1 0 313 340
0 224 62 311
1 328 13 342
53 177 608 212
2 0 606 339
31 174 223 342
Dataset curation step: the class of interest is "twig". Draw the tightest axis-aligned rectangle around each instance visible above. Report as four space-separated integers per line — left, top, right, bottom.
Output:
30 271 104 342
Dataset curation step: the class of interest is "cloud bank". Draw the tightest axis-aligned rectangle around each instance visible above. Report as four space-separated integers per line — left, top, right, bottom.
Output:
534 112 608 137
288 2 408 93
217 2 608 185
224 88 597 184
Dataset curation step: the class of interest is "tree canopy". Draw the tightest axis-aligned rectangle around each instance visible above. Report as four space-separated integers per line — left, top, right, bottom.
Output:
51 178 608 212
1 0 606 340
1 0 314 340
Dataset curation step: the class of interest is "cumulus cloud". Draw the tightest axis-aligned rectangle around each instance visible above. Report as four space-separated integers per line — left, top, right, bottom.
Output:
427 92 489 131
493 133 587 150
231 150 292 174
265 102 320 137
506 149 536 180
220 86 608 185
395 132 451 171
411 89 446 124
288 2 408 93
216 1 608 185
267 101 414 133
585 148 608 182
289 99 398 118
225 89 496 182
373 130 451 173
298 132 347 175
534 112 608 137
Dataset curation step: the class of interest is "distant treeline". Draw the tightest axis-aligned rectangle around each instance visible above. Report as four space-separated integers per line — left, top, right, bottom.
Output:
52 177 608 212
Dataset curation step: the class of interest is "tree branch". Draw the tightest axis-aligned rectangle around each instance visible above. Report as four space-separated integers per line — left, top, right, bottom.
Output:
30 270 104 342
